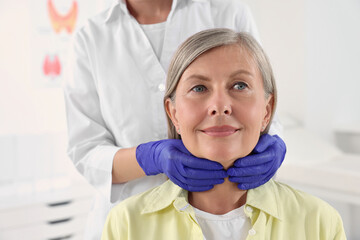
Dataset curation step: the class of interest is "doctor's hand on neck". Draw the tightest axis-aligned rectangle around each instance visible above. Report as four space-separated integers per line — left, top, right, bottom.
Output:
134 134 286 193
227 134 286 190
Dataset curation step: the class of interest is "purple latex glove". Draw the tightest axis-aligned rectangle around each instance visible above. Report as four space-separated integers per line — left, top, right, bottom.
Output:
227 134 286 190
136 139 227 192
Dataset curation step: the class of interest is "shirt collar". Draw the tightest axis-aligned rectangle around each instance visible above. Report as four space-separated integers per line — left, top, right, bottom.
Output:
141 180 188 214
246 179 283 220
104 0 125 23
142 179 282 220
104 0 204 23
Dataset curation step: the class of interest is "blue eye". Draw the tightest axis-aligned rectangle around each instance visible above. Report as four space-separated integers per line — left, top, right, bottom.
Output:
233 82 248 90
192 85 207 92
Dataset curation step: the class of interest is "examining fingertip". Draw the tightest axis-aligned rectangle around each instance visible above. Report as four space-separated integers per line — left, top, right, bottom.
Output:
238 184 247 190
206 186 214 191
216 165 224 170
227 177 235 182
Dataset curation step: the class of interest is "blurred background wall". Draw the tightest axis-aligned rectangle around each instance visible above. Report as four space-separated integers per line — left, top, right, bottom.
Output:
0 1 112 239
243 0 360 139
0 0 359 239
0 0 112 192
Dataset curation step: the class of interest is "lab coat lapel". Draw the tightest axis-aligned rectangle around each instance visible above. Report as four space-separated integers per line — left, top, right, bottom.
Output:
118 13 166 88
161 0 215 72
116 0 215 84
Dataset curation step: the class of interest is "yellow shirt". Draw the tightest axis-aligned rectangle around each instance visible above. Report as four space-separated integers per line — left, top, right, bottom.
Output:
102 179 346 240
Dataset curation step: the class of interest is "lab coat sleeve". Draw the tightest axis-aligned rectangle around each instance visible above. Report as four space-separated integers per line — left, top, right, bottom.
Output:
63 30 120 200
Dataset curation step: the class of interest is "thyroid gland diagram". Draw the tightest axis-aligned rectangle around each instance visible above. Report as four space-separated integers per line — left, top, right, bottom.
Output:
43 55 61 77
47 0 78 34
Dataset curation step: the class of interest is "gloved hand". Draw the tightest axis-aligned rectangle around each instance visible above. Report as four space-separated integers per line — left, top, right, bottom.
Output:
136 139 227 192
227 134 286 190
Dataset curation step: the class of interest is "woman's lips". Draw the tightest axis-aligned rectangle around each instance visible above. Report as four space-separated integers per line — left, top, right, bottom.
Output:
201 125 239 137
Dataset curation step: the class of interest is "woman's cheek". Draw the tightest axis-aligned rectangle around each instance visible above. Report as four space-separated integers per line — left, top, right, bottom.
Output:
178 99 205 122
241 99 265 122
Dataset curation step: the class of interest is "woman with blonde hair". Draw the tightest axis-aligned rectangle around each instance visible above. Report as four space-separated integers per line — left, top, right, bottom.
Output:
102 28 345 240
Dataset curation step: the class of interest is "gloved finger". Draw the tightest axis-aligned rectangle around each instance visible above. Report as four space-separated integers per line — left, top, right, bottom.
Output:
233 150 274 167
168 174 188 189
170 140 225 170
253 134 277 153
168 164 225 185
229 175 265 184
187 185 215 192
182 168 227 179
174 151 224 170
237 176 272 190
227 161 273 177
182 177 225 187
229 166 276 185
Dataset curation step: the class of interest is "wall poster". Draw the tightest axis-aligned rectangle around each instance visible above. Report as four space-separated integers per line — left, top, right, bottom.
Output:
30 0 111 87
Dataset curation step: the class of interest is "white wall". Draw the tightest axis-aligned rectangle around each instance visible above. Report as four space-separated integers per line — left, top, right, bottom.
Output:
0 2 66 135
243 0 360 143
305 0 360 141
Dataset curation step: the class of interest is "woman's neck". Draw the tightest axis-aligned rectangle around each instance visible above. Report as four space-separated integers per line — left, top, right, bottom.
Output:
126 0 172 24
188 178 247 215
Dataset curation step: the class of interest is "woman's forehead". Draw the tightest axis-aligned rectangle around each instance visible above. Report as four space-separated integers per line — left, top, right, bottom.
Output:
181 44 258 79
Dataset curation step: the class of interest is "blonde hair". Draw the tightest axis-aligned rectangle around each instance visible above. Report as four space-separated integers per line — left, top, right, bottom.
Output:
164 28 277 139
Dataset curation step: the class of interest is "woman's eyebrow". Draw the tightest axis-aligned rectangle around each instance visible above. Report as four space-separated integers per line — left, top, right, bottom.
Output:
185 70 253 82
229 69 254 78
184 74 210 82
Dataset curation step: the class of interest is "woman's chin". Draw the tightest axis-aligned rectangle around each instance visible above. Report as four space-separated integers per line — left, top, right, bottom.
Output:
188 144 252 168
197 143 253 163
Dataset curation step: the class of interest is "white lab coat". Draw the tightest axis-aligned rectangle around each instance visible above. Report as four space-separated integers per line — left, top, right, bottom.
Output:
64 0 274 239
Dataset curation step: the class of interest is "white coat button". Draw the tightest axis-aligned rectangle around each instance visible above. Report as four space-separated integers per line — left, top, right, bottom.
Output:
249 229 256 236
158 83 165 92
246 206 253 213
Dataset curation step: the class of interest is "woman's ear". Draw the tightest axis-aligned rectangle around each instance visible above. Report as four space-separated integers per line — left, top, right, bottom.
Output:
262 94 274 129
165 98 179 129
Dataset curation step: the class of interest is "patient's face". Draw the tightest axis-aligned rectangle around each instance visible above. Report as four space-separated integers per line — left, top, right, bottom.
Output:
166 44 273 169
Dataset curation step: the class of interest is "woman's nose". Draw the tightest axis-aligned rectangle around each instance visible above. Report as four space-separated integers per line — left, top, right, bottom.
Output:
208 92 232 116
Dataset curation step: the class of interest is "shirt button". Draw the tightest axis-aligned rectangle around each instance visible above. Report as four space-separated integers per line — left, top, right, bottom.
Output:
248 229 256 236
246 206 253 213
158 83 165 92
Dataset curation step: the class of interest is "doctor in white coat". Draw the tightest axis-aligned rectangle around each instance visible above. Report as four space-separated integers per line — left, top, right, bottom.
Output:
64 0 286 238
